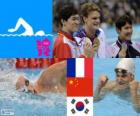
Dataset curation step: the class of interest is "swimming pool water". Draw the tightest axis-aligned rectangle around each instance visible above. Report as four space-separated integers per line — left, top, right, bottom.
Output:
0 58 140 116
0 59 66 116
94 58 140 116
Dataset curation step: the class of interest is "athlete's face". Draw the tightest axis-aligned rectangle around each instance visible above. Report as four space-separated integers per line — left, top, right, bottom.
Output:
63 14 80 33
83 11 100 31
115 68 133 85
117 23 133 40
16 76 35 94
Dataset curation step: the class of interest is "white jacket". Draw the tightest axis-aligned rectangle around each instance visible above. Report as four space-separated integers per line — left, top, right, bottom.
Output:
74 28 107 58
108 39 140 58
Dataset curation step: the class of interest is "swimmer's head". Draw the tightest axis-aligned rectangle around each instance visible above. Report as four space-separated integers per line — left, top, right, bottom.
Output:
116 58 135 75
115 15 133 40
16 76 36 94
115 58 135 85
81 2 101 31
58 4 80 33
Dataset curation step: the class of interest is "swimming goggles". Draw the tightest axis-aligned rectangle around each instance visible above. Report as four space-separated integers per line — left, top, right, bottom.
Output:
18 79 30 92
115 68 128 78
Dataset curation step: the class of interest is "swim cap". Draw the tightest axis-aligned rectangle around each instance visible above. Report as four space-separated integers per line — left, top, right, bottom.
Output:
116 58 135 75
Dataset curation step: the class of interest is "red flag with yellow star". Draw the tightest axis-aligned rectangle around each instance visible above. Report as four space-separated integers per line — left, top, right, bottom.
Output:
67 78 93 96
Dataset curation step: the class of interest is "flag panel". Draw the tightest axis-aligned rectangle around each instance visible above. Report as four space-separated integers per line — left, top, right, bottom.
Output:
67 78 93 96
67 97 93 116
67 58 75 77
76 58 84 78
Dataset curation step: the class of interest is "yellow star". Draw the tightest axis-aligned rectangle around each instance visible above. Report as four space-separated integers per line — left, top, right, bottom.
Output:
69 80 74 85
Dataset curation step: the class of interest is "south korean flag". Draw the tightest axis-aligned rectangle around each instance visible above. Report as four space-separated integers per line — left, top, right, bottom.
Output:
67 97 93 116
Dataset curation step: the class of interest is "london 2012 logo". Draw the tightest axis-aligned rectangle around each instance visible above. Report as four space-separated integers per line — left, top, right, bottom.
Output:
0 17 53 57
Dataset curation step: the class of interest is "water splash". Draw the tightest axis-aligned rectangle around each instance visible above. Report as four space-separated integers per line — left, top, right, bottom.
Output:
0 59 66 116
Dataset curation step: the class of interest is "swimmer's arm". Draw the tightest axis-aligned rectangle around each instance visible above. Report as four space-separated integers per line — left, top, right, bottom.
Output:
37 61 66 87
94 83 108 102
94 80 115 102
130 81 140 113
94 75 109 102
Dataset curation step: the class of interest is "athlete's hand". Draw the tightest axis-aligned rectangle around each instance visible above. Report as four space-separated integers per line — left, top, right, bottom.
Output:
129 80 139 91
93 38 100 55
98 75 109 89
119 43 127 58
8 28 16 33
119 49 127 58
84 37 93 58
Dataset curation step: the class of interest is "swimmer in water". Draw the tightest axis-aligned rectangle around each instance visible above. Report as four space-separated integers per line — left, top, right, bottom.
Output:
8 17 45 36
94 58 140 113
15 61 66 94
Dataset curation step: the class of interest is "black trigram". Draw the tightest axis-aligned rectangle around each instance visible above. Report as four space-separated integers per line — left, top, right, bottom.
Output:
84 98 89 104
71 108 76 114
84 108 89 114
71 99 76 104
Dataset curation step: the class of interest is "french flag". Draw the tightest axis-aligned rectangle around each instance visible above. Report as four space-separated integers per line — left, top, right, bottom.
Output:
67 58 93 78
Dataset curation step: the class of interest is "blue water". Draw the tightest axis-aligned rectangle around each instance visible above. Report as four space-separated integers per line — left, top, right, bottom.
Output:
94 58 140 116
0 59 66 116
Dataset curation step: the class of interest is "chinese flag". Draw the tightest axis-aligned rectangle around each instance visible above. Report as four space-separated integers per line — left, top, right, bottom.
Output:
67 78 93 96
